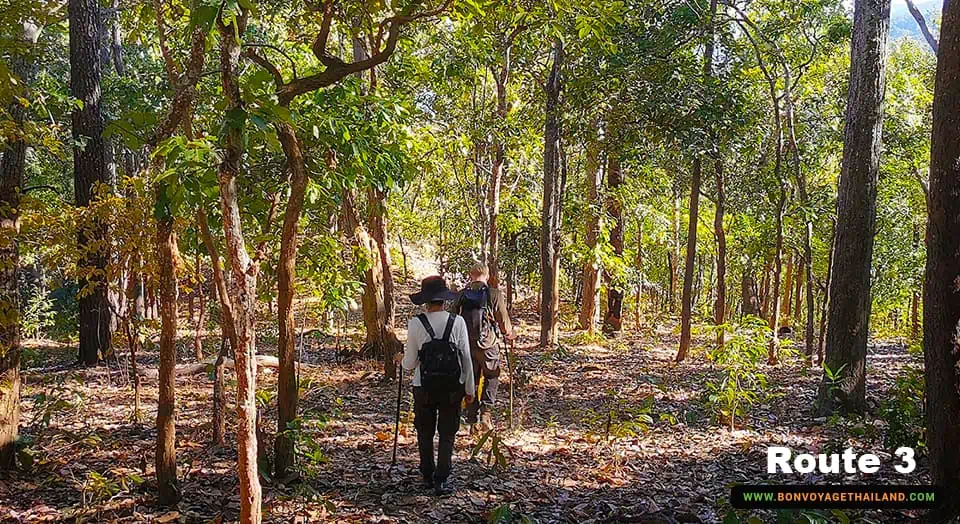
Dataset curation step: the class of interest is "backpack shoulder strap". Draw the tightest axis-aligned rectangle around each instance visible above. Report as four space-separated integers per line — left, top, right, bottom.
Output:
417 313 437 340
440 313 457 341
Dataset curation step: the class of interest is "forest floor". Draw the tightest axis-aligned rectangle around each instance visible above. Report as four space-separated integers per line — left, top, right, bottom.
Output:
1 282 927 523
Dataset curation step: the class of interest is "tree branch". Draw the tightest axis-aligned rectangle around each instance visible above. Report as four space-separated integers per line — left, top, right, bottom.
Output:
904 0 938 53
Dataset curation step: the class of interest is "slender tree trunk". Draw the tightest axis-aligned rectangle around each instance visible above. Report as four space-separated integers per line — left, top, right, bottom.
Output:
911 222 921 340
817 0 890 416
904 0 938 53
213 332 229 446
714 157 726 349
194 255 206 361
634 218 644 329
603 154 624 335
274 122 308 479
768 189 786 364
0 21 38 469
155 215 179 505
578 139 602 334
677 0 717 362
924 0 960 516
782 253 794 320
741 269 760 318
218 12 262 522
71 0 112 366
819 225 836 364
670 185 681 312
539 37 563 348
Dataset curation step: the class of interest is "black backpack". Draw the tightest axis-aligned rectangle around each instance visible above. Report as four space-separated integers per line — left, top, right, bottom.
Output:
417 313 462 393
460 285 499 354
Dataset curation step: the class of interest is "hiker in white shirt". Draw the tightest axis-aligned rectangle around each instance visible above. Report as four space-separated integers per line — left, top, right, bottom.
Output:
396 275 474 496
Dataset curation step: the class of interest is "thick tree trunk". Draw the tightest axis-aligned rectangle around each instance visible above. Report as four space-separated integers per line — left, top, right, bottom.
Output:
274 122 308 479
603 154 624 335
817 0 890 416
539 38 563 348
0 21 38 469
71 0 112 366
578 140 602 334
676 0 716 362
923 1 960 519
218 12 262 523
714 158 726 349
155 216 179 505
367 187 395 329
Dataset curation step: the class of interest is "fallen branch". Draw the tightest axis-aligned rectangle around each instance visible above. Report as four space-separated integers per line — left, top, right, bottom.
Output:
138 354 305 379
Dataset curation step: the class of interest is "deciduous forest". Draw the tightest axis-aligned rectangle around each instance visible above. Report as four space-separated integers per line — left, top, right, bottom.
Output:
0 0 958 522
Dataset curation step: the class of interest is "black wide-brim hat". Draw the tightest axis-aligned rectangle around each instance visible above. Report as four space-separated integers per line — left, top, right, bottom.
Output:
410 275 459 305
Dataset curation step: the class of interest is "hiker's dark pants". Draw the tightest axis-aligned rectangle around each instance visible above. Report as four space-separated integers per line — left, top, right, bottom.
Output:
413 386 463 482
465 347 500 423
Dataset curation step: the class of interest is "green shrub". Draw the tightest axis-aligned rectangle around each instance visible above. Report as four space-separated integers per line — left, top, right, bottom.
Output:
880 367 924 452
705 316 770 431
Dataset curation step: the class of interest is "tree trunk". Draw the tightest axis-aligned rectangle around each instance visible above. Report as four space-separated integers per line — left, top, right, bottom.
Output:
741 270 760 318
782 253 794 321
213 332 229 446
539 37 563 348
155 216 179 505
0 21 38 469
676 0 716 362
714 157 726 349
904 0 938 53
344 191 401 378
217 12 262 523
819 225 836 364
367 187 395 329
768 189 786 364
274 122 308 479
817 0 890 416
71 0 112 366
634 218 644 329
603 154 624 335
670 185 681 312
923 1 960 518
578 140 602 334
194 256 206 361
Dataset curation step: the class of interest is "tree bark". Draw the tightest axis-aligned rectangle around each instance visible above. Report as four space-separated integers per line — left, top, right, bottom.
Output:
274 122 308 479
539 37 563 348
193 256 206 361
741 270 760 318
714 157 727 349
578 139 602 334
817 0 890 416
0 21 39 470
71 0 112 366
923 0 960 518
904 0 938 53
603 154 624 335
676 0 717 362
217 11 262 523
155 216 179 505
634 218 644 329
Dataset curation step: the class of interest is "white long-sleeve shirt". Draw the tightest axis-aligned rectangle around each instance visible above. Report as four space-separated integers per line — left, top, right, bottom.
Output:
401 311 475 397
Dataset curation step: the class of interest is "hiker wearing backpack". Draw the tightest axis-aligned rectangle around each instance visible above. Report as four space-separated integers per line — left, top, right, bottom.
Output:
449 264 516 433
398 275 475 496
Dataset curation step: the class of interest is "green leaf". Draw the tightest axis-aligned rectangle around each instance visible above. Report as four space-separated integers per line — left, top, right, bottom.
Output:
237 0 258 16
226 107 247 130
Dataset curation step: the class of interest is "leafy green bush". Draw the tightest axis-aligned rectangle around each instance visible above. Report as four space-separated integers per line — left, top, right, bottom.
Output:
879 367 925 451
705 316 770 431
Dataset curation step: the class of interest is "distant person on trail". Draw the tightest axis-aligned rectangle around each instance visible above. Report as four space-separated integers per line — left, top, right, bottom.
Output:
449 264 516 433
398 275 475 496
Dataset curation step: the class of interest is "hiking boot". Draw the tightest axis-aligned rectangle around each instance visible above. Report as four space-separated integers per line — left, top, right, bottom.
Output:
434 478 454 496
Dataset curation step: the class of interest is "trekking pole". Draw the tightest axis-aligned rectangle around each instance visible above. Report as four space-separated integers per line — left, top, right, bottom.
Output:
391 367 403 469
508 339 515 430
